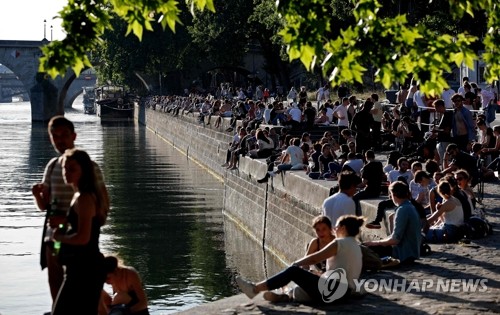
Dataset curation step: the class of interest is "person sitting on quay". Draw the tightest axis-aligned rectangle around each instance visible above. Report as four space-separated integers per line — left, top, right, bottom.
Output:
442 143 480 187
226 127 253 170
342 152 364 176
247 129 275 159
314 107 330 126
236 215 364 304
281 102 303 130
257 137 304 183
363 181 421 267
306 142 322 175
322 171 361 225
410 170 433 215
214 99 233 129
221 126 244 168
271 215 336 303
99 256 150 315
352 150 385 214
303 101 317 130
315 143 338 179
425 180 465 244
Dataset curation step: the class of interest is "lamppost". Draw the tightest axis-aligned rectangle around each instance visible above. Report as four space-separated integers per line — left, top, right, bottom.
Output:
50 25 53 41
43 19 47 39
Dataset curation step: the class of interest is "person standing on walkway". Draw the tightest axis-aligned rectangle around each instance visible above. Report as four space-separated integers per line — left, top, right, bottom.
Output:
350 100 374 154
450 93 476 152
51 149 108 315
32 116 109 307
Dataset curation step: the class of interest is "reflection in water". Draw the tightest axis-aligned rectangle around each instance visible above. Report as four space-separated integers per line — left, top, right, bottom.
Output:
0 102 284 315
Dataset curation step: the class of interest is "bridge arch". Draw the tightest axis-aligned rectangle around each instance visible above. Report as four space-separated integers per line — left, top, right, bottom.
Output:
0 40 96 121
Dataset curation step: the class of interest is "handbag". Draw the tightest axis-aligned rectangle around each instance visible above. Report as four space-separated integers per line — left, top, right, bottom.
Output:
360 245 383 271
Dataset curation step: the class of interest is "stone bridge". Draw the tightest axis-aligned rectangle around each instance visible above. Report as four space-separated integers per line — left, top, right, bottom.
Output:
0 39 96 121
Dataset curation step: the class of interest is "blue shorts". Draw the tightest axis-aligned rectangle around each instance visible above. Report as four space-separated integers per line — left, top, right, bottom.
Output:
426 224 461 243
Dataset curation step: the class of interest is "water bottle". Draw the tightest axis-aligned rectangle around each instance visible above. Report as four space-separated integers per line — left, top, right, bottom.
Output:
49 199 65 256
52 223 64 256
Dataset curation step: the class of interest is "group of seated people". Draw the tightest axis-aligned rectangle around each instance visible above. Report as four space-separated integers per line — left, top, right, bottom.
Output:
141 91 496 307
236 160 491 304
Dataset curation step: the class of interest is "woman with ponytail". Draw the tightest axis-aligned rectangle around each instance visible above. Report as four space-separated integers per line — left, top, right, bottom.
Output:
52 149 108 315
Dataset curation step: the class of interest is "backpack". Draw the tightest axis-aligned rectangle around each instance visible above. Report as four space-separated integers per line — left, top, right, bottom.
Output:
360 245 383 271
463 216 493 240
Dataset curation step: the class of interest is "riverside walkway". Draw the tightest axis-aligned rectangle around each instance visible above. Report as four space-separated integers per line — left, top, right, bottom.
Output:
177 180 499 315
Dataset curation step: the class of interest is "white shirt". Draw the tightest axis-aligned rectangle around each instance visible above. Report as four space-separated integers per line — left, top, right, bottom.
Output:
344 159 364 175
441 89 455 109
480 89 495 109
372 101 383 122
289 107 302 122
317 87 325 101
326 107 334 123
333 104 349 127
263 109 272 124
285 145 304 166
388 169 413 183
322 192 356 225
326 236 362 290
413 90 426 111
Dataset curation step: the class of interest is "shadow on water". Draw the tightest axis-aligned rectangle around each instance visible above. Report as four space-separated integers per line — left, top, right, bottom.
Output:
97 123 288 313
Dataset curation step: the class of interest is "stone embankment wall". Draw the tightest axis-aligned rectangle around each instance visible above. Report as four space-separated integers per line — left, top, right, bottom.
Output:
135 105 388 264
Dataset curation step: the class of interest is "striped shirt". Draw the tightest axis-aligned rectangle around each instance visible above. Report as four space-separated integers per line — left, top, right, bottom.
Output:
42 156 108 214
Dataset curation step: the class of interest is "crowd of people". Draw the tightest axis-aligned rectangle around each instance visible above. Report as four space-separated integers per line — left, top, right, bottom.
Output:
142 79 497 304
30 77 498 312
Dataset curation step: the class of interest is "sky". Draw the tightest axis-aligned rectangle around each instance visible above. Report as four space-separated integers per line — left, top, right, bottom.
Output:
0 0 67 41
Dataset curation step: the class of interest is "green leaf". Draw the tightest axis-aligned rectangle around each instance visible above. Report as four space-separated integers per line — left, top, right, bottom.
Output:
300 45 316 70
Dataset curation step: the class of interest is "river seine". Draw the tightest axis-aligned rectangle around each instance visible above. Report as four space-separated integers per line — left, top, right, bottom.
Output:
0 100 281 315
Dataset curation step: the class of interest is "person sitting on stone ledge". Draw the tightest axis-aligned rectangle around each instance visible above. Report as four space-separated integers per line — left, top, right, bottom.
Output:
314 107 330 126
340 129 355 147
275 215 336 303
318 144 337 179
306 142 322 177
342 152 364 176
247 129 275 159
226 127 252 170
235 215 364 304
352 150 384 215
366 158 412 229
221 126 243 168
281 102 303 130
214 99 232 128
322 171 361 225
257 137 303 183
363 181 421 267
425 180 464 243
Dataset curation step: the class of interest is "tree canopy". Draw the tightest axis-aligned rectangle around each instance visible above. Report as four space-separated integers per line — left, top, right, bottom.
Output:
40 0 500 95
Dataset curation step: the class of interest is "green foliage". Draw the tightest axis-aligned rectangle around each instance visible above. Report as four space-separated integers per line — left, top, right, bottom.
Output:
39 0 214 78
279 0 499 94
187 0 253 66
39 0 499 96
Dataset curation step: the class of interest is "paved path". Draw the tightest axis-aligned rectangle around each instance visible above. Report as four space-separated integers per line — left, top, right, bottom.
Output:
177 181 500 315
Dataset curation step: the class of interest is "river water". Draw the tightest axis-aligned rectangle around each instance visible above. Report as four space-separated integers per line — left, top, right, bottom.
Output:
0 100 282 315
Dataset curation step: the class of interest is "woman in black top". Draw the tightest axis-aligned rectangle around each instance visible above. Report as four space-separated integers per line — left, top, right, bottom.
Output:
52 149 107 315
